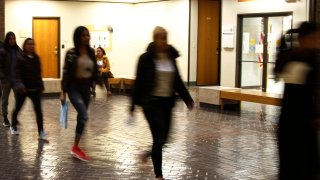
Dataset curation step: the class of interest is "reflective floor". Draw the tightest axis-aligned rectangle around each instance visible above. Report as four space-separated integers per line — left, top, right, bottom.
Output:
0 87 280 180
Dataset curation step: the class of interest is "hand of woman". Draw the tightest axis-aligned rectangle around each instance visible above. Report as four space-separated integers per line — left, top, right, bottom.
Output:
187 101 194 110
60 92 66 104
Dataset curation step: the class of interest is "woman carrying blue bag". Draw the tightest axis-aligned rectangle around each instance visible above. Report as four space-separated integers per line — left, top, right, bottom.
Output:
60 26 100 161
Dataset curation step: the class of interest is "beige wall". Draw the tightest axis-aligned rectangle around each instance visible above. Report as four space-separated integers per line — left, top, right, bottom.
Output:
5 0 190 80
5 0 310 85
0 0 3 40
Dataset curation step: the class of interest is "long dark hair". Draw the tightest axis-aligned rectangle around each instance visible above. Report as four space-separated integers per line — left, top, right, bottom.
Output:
3 31 19 50
73 26 91 55
22 38 32 52
22 38 38 57
97 47 106 55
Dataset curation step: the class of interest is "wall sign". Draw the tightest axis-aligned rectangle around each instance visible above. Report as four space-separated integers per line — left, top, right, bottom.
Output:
86 25 113 52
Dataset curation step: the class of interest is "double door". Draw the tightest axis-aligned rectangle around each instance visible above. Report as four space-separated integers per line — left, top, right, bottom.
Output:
238 13 292 93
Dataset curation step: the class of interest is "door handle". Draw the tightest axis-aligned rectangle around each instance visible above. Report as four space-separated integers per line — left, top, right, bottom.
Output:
54 46 58 55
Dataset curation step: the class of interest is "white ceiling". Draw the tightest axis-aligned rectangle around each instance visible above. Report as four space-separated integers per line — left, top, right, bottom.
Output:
72 0 164 3
14 0 165 3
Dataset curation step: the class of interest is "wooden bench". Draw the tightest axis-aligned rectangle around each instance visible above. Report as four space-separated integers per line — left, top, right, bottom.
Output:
199 86 282 110
108 76 136 93
108 78 122 93
220 89 282 110
122 77 135 93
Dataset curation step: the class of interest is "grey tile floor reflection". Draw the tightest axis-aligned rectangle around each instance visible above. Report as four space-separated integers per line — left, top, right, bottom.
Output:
0 87 280 180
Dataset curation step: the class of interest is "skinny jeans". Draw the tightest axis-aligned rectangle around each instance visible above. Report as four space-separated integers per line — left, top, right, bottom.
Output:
68 84 91 138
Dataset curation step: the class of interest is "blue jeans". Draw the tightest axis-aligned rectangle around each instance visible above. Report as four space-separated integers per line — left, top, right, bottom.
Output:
68 85 91 137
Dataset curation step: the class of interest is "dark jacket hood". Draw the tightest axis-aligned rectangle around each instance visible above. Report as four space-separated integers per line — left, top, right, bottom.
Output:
146 42 180 59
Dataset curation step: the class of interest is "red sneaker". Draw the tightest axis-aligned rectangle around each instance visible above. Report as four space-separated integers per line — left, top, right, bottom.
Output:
71 146 91 161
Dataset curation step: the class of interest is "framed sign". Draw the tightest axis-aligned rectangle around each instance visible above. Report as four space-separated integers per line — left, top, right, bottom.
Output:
86 25 113 52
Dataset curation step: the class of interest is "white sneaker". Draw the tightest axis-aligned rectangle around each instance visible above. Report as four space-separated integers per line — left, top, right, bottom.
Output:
39 130 47 140
10 126 19 135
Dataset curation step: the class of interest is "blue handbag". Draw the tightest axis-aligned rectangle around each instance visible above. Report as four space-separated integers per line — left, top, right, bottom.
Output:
59 102 68 129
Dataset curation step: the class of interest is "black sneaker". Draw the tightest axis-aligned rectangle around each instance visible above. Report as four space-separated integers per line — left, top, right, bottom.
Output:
3 119 10 127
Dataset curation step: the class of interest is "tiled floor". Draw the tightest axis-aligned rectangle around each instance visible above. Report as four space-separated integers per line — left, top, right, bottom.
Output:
0 87 280 180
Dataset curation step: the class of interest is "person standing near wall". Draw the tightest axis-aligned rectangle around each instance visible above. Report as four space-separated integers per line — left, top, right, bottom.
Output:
0 32 22 127
60 26 100 161
130 26 194 180
10 38 47 139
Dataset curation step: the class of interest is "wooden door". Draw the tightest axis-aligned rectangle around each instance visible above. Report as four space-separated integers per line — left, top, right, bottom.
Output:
197 0 220 85
33 18 59 78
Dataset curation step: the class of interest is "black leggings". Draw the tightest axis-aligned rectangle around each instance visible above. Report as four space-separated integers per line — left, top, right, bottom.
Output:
12 91 43 134
143 97 173 178
101 72 111 91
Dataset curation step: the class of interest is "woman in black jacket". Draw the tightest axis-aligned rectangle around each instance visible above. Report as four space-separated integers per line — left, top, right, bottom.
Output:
11 38 46 139
130 26 194 180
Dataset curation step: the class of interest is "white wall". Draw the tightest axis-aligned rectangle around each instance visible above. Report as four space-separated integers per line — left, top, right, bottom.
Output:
5 0 309 85
220 0 309 87
189 0 198 83
134 0 190 81
5 0 190 81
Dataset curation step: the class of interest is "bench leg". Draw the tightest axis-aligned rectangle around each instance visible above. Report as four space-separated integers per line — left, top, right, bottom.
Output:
220 98 224 110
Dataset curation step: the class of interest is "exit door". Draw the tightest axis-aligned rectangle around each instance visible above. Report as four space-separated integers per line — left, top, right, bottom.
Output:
238 13 292 93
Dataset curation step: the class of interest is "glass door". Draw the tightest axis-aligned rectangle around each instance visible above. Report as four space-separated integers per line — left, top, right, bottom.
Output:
265 16 292 93
239 13 292 93
240 17 264 90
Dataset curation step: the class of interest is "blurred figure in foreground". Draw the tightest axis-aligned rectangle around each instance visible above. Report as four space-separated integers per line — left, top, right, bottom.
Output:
130 26 194 180
11 38 46 139
60 26 100 161
274 21 320 180
0 32 22 127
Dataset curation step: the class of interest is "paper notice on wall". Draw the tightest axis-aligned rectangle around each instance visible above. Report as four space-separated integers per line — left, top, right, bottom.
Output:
255 44 263 53
242 32 250 54
222 26 234 48
91 32 110 49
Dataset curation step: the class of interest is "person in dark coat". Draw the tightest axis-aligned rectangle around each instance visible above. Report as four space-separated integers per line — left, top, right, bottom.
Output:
0 32 23 127
10 38 46 139
274 21 320 180
130 26 194 180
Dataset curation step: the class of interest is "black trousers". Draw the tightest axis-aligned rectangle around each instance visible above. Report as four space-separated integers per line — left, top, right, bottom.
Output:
143 96 173 178
101 72 110 91
12 91 43 134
